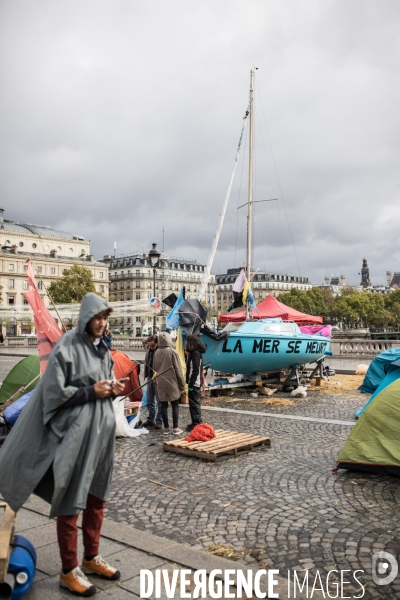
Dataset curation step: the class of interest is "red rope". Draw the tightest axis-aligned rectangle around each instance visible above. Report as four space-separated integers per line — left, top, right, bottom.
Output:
185 423 216 442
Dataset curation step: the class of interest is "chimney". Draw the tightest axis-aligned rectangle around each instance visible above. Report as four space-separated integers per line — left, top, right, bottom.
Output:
386 271 392 287
50 249 57 258
86 254 94 262
340 275 346 286
0 208 4 229
324 276 329 284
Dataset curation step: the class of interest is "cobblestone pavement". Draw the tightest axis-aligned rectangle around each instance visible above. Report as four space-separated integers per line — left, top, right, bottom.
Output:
208 387 364 421
107 398 400 599
2 357 400 597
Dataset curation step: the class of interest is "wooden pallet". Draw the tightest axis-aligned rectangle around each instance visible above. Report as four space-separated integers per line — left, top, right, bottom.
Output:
163 429 271 462
0 502 17 583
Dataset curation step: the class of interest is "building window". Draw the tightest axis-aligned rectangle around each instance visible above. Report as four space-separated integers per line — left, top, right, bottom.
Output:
23 280 28 290
258 292 262 298
113 283 117 290
8 296 15 305
147 292 151 299
23 297 29 305
32 243 37 249
37 266 43 273
120 282 124 289
99 272 104 278
136 316 141 322
136 292 141 300
19 241 24 247
8 279 14 288
147 281 151 288
100 285 104 293
38 281 43 290
136 270 140 275
120 293 124 301
50 267 55 274
136 281 140 288
8 264 14 271
23 264 28 271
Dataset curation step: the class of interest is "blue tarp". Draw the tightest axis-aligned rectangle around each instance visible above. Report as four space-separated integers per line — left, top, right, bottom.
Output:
360 348 400 394
3 391 33 427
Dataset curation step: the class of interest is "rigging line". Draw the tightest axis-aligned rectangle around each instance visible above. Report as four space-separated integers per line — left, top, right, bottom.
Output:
253 94 288 271
234 123 248 267
255 81 301 276
253 204 270 274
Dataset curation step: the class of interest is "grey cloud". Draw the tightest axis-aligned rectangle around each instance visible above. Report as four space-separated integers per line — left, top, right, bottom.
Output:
1 0 400 289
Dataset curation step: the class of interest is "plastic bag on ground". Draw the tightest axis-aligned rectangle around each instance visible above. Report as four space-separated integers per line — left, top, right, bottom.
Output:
113 398 148 437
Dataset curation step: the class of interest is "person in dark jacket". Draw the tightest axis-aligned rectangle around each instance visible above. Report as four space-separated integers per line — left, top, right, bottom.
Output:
143 335 162 429
185 334 206 432
102 329 112 349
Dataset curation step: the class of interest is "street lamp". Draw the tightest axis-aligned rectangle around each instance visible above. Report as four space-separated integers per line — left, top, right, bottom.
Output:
149 243 161 334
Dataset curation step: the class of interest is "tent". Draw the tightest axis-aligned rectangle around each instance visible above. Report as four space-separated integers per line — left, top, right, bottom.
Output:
337 377 400 476
0 355 40 405
355 353 400 418
110 350 142 402
359 348 400 394
218 294 323 325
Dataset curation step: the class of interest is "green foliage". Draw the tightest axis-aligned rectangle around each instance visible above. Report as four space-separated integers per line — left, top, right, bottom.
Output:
278 287 331 317
276 286 400 327
47 264 99 304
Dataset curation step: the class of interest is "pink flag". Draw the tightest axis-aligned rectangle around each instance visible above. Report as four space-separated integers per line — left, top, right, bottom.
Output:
23 260 62 373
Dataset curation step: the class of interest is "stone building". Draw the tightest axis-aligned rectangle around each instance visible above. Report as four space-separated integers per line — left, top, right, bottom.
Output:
216 268 312 314
100 250 216 336
0 209 108 335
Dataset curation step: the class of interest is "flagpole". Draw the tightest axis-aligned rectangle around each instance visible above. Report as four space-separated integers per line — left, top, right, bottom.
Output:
30 260 66 330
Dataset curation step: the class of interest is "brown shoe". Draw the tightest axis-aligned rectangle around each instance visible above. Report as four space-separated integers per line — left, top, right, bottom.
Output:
82 555 120 580
143 420 155 428
154 423 162 429
59 567 96 596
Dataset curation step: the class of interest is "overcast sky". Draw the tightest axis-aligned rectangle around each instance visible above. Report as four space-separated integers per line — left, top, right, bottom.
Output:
1 0 399 286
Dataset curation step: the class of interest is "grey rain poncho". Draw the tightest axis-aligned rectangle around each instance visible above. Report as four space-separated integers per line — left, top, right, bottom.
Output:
0 293 116 517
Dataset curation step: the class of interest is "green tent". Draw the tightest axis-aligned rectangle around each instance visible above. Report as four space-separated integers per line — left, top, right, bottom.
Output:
337 377 400 476
0 355 40 405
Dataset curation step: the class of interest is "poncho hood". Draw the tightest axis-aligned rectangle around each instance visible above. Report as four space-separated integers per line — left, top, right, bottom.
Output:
157 332 174 349
77 293 109 335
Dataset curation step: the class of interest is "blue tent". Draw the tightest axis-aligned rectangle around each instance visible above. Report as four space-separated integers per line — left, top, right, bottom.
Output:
360 348 400 394
356 350 400 418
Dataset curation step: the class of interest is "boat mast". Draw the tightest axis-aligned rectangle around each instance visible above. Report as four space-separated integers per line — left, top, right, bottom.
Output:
246 69 255 316
197 114 248 302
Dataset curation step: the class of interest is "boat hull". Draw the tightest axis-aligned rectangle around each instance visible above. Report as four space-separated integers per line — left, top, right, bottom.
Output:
201 332 330 374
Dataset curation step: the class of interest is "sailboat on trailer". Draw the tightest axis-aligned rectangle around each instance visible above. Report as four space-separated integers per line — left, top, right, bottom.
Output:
198 69 331 376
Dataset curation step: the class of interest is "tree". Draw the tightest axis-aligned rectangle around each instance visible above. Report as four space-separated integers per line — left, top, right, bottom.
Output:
47 264 99 304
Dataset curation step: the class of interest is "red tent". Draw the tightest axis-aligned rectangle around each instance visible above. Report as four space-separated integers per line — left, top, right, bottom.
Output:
110 350 143 402
218 294 323 325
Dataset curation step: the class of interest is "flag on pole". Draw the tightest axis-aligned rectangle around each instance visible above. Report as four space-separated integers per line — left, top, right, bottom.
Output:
23 260 62 373
166 287 185 329
228 268 257 312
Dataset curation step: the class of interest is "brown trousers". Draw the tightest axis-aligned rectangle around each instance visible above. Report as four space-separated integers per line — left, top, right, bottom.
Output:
56 494 106 571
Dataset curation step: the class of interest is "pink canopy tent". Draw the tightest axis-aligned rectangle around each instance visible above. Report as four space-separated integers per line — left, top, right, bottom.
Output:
218 294 323 325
